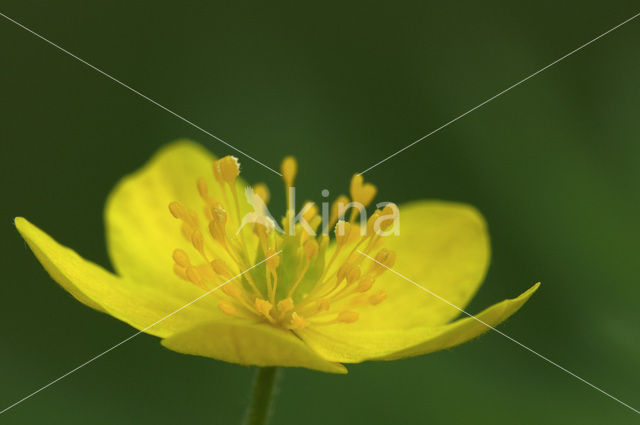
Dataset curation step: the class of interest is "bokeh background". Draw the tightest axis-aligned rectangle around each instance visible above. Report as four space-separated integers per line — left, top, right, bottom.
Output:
1 1 639 424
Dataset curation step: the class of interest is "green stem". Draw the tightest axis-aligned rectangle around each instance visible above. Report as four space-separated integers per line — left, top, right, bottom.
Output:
242 367 281 425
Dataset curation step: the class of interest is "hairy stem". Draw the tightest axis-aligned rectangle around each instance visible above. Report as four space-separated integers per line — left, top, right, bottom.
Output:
242 367 281 425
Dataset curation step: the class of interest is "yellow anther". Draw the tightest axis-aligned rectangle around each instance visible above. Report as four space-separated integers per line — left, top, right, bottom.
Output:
317 299 330 312
381 204 394 215
335 221 352 246
217 156 240 184
211 204 228 225
346 266 362 285
349 174 377 207
221 283 243 298
337 262 354 283
185 266 205 288
208 221 224 244
281 156 298 187
303 239 319 260
198 264 216 281
172 249 190 267
218 300 237 316
337 310 359 323
290 312 308 330
187 209 198 224
277 297 294 313
253 183 270 204
211 258 231 276
366 210 381 235
191 229 205 253
356 276 375 292
374 248 397 269
173 263 187 280
330 195 349 226
208 204 227 243
302 201 318 223
378 204 398 231
168 201 187 219
309 215 322 234
369 290 387 305
197 177 209 199
255 298 273 319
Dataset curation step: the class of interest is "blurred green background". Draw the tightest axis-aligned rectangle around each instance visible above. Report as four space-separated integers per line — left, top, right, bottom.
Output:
1 1 639 424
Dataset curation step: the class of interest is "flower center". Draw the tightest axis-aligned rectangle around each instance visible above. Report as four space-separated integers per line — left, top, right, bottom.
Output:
169 155 398 330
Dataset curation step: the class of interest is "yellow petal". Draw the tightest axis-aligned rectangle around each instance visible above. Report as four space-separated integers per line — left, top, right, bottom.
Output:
161 320 347 374
374 200 491 326
15 217 220 338
297 283 539 363
320 200 490 336
105 140 254 299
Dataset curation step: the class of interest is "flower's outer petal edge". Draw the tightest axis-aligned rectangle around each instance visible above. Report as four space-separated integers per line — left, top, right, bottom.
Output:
297 283 539 363
161 319 347 374
378 282 540 361
14 217 219 338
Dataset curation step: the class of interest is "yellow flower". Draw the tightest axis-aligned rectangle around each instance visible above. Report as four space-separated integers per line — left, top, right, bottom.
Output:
15 140 538 374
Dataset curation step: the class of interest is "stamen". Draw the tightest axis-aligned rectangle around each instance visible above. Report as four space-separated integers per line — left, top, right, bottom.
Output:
334 221 352 247
369 290 387 305
185 266 206 290
302 201 318 223
356 276 375 292
173 263 188 280
211 258 232 277
253 183 270 204
378 204 398 232
168 201 188 219
277 297 294 314
337 310 359 323
373 249 396 272
337 262 354 284
281 156 297 188
208 205 229 245
172 249 190 267
329 195 349 229
255 298 274 322
218 300 237 316
289 312 308 329
349 174 377 207
346 265 361 285
191 229 206 258
217 156 240 184
221 283 243 298
317 299 330 312
197 177 209 200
